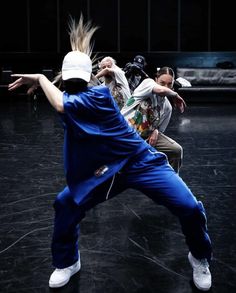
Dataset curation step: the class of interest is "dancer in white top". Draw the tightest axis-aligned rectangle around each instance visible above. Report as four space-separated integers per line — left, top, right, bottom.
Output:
121 67 185 173
95 56 131 109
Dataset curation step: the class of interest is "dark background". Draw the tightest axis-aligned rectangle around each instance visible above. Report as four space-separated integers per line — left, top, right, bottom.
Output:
0 0 235 77
0 2 236 292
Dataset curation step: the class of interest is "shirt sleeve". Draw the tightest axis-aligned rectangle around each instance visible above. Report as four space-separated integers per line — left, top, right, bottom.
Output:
113 68 131 101
63 92 83 114
133 78 157 98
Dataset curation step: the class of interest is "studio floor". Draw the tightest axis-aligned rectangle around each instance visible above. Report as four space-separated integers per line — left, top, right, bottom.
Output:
0 95 235 293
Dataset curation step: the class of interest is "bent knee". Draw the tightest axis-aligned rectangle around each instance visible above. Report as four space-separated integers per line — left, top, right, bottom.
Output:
181 200 206 219
54 187 72 209
171 143 183 158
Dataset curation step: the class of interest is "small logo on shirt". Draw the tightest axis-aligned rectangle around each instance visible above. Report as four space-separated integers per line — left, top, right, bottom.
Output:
94 165 109 177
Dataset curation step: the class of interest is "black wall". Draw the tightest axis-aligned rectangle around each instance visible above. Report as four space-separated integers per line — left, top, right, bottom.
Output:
0 0 235 75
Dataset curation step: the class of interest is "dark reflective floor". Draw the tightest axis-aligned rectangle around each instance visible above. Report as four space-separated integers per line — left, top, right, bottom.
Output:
0 96 236 293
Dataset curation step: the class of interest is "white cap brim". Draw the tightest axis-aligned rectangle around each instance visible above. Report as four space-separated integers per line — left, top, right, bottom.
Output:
62 69 91 82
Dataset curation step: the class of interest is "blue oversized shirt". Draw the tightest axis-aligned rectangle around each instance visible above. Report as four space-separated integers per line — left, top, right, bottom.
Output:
60 85 149 204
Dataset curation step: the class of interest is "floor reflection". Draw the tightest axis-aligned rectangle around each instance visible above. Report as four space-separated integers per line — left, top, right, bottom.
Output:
0 97 235 292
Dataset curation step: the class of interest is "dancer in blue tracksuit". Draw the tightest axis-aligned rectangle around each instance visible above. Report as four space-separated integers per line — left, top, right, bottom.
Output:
8 17 212 292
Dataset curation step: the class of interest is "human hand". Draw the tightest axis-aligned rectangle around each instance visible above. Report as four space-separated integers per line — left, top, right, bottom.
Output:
8 74 42 95
95 67 113 79
172 94 186 113
148 129 159 146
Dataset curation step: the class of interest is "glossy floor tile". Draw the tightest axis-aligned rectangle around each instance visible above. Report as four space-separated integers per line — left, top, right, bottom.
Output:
0 96 236 292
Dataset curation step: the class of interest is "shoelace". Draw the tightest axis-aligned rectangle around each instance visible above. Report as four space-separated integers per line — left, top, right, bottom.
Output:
198 259 209 274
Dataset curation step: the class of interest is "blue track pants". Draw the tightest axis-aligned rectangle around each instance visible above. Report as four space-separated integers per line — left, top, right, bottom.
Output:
51 149 212 268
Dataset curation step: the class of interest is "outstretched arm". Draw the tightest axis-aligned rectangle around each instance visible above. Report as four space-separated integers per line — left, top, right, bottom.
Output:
8 74 64 113
152 83 186 113
171 94 186 113
95 67 114 79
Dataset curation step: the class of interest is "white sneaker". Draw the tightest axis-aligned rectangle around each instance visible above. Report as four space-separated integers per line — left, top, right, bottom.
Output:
49 259 81 288
188 252 212 291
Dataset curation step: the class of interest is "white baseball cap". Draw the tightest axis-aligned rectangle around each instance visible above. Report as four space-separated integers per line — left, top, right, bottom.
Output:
62 51 92 82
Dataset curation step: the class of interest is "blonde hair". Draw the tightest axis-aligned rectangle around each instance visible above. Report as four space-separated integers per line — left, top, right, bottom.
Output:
99 56 116 67
54 14 98 85
69 14 98 58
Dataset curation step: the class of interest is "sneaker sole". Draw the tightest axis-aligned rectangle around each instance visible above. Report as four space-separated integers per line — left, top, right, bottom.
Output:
49 260 81 288
193 280 211 292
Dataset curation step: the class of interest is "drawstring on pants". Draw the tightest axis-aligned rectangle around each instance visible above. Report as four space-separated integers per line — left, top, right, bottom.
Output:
106 174 116 200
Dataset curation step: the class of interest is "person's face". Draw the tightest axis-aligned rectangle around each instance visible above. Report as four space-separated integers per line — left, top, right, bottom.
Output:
155 74 174 89
100 60 113 70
